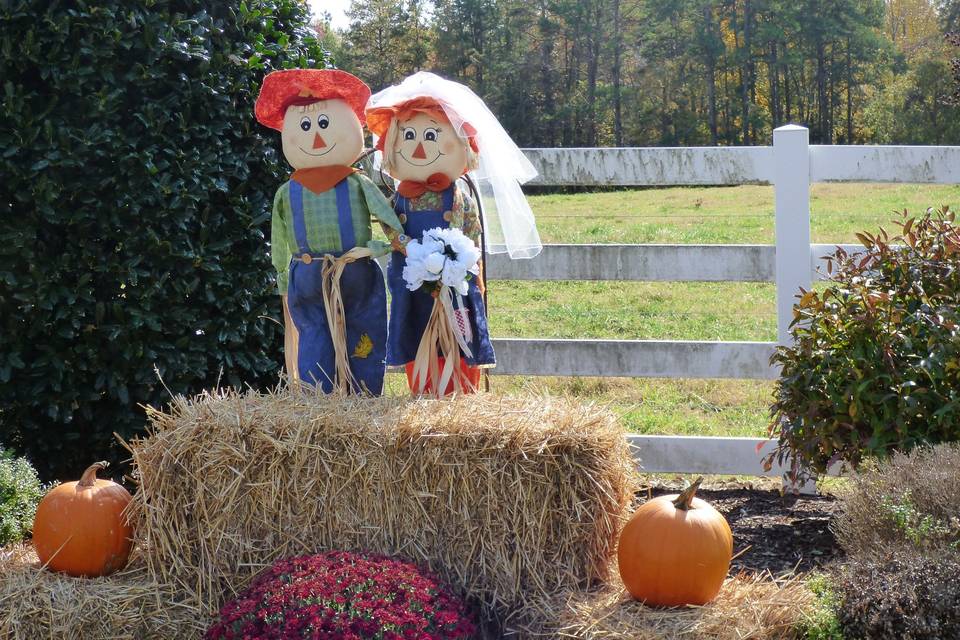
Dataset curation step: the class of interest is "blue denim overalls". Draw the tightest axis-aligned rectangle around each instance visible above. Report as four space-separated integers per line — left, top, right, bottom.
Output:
385 185 495 368
286 179 387 394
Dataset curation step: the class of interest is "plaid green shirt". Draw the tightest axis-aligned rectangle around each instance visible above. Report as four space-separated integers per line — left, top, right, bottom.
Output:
271 173 402 294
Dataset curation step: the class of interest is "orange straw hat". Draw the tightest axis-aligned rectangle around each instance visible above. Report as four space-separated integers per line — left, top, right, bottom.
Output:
366 96 479 153
255 69 371 131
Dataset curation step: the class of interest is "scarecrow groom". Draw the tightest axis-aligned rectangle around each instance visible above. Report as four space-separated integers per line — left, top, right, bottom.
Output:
255 69 403 395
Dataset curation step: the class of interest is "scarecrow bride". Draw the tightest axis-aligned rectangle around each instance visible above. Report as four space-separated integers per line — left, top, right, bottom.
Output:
366 72 541 396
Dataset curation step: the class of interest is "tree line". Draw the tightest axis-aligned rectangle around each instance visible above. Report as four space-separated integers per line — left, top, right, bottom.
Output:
318 0 960 147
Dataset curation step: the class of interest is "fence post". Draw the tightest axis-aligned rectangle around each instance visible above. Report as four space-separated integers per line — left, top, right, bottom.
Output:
773 125 811 346
773 125 816 494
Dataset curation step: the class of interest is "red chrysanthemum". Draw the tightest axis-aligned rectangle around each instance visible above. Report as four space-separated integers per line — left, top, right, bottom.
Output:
205 551 476 640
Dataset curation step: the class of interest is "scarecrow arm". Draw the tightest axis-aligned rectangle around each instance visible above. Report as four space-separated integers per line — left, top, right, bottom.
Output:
271 184 293 295
354 172 405 250
461 190 482 246
356 173 402 230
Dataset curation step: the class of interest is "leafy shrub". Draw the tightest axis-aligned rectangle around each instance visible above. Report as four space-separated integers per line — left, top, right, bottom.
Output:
0 449 47 546
0 1 326 479
877 492 960 550
835 549 960 640
767 207 960 477
798 573 845 640
205 551 477 639
833 443 960 557
830 445 960 638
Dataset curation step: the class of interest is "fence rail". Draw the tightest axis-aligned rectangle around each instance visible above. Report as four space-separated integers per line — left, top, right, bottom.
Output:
809 145 960 183
486 243 865 282
523 143 960 186
523 146 773 186
491 129 959 488
624 435 842 481
490 338 777 380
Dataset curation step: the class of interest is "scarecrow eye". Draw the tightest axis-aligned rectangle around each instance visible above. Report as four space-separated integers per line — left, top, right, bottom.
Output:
299 116 311 132
403 127 416 141
317 114 330 129
423 128 438 142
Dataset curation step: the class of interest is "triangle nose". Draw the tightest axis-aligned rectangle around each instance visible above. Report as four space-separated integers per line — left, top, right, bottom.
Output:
312 133 327 149
412 142 427 159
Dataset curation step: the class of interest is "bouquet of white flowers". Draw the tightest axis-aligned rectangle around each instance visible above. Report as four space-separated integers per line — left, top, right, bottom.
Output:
402 227 481 296
401 227 482 396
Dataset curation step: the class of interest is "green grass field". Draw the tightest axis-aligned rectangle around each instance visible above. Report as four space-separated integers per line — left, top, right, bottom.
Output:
466 183 960 437
529 183 958 245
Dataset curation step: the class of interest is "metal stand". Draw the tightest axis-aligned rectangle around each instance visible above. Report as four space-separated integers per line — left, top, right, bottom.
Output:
462 174 491 393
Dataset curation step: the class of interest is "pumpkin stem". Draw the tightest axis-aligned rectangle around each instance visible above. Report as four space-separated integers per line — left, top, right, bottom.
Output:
78 461 110 487
672 476 704 511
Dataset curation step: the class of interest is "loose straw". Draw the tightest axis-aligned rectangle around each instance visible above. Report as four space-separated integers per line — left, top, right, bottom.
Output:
411 285 474 397
320 247 373 394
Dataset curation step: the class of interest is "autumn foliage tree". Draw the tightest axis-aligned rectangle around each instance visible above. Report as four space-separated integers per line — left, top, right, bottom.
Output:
330 0 959 146
949 32 960 104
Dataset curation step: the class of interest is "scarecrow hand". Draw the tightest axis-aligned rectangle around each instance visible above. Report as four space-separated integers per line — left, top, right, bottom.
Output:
387 236 409 256
365 239 394 258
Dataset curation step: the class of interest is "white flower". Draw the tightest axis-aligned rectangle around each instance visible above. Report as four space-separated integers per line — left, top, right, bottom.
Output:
423 252 446 275
405 236 438 262
402 226 481 295
441 261 470 295
401 263 424 291
420 230 445 254
461 245 482 275
438 228 479 261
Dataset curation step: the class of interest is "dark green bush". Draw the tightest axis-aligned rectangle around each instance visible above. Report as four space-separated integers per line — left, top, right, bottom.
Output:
0 449 47 546
767 207 960 477
835 549 960 640
833 443 960 558
0 1 326 479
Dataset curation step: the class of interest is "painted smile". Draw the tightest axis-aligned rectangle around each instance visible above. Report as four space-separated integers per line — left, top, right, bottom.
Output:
297 142 337 157
399 149 444 167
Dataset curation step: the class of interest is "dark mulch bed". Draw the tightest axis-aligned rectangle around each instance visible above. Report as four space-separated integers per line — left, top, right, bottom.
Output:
649 483 844 575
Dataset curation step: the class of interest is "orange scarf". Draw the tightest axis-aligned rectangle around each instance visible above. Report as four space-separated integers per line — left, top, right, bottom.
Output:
397 172 453 199
291 165 357 194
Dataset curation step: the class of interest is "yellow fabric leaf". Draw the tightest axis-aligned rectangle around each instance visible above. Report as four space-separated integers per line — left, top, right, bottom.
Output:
353 333 373 359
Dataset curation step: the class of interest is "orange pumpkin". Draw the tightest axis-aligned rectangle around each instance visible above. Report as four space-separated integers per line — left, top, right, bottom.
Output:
32 461 133 577
617 477 733 607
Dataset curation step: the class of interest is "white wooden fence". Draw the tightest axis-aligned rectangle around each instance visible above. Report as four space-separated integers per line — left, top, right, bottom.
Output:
484 125 960 487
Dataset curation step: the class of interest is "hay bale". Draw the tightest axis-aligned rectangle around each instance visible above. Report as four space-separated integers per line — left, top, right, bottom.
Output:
125 388 636 632
552 572 816 640
0 545 202 639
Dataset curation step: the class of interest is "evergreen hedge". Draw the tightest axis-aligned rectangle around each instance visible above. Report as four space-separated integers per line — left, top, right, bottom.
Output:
0 1 325 479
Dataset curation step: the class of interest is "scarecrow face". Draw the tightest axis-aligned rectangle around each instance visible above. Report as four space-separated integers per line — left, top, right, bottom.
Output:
280 99 363 170
389 112 469 182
